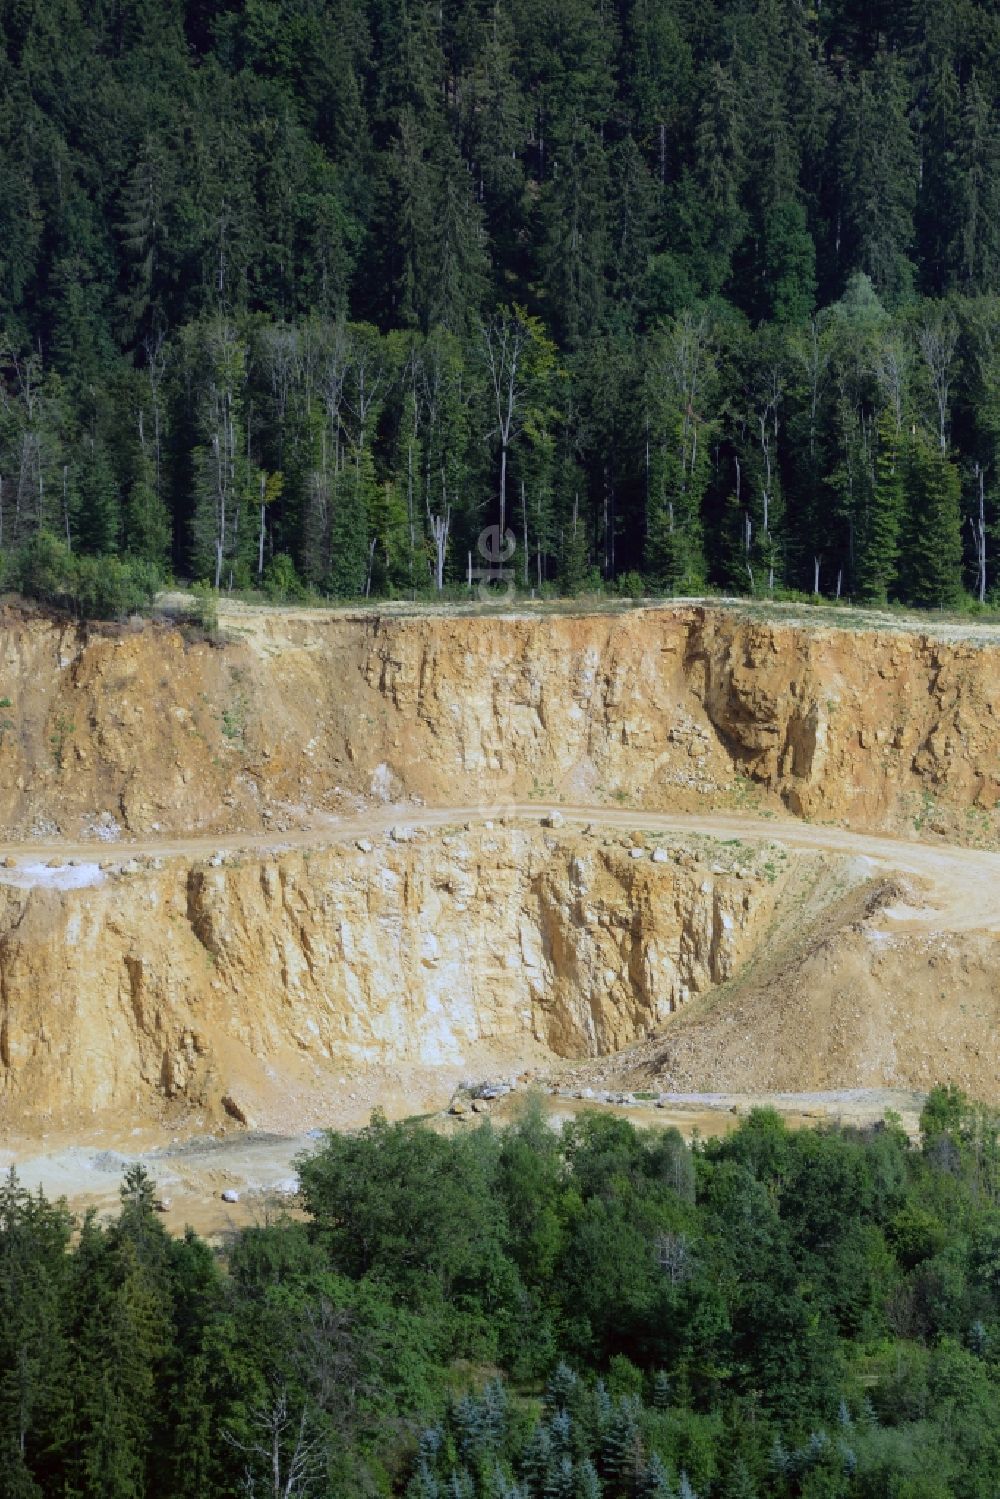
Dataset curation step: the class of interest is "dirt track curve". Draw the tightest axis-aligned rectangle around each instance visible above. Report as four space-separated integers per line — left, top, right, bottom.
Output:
2 801 994 937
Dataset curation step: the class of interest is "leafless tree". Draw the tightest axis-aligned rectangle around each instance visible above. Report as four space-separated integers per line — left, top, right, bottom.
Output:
654 1230 694 1286
872 335 910 435
971 461 988 604
427 485 450 591
227 1388 325 1499
478 308 531 538
917 310 959 451
792 318 830 463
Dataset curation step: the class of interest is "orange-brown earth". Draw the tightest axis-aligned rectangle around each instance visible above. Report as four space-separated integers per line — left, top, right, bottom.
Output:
1 597 998 843
0 596 998 1179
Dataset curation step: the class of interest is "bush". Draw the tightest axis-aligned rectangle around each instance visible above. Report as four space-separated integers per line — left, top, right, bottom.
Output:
263 552 306 602
17 531 77 608
616 570 646 599
15 532 159 618
187 580 219 635
73 553 160 618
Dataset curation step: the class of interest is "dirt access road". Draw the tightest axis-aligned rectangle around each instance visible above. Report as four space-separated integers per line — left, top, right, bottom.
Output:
1 801 995 938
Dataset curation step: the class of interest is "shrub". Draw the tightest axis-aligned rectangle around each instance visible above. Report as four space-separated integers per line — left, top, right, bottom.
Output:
263 552 306 602
15 532 159 618
616 570 646 599
17 531 77 609
187 580 219 635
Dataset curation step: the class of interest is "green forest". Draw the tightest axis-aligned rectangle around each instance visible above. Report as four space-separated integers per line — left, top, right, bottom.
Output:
6 0 1000 609
5 1090 1000 1496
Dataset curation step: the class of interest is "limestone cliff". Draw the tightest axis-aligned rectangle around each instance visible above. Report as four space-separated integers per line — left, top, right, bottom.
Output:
0 602 995 844
0 827 791 1129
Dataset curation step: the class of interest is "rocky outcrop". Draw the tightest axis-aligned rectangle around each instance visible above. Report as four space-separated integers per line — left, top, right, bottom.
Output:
0 603 995 843
0 827 793 1129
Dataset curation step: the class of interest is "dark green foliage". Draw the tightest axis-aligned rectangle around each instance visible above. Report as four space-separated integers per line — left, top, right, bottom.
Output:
1 2 1000 610
15 532 159 618
900 430 965 608
9 1087 1000 1493
856 412 905 604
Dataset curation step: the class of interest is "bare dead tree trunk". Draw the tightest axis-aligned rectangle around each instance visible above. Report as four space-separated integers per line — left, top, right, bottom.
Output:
258 472 266 580
427 505 450 591
479 311 528 541
364 535 377 597
917 313 959 453
973 462 988 604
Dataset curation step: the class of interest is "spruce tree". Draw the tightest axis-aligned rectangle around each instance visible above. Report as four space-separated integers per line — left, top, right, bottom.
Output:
575 1458 603 1499
642 1452 674 1499
900 428 964 607
856 409 904 604
719 1458 757 1499
545 1363 579 1413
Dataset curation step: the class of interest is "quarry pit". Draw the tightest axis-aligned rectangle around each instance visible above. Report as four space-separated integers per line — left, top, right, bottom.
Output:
2 596 1000 1223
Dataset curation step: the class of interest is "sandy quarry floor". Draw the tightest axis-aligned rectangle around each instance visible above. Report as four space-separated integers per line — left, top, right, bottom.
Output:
0 1086 925 1241
0 796 976 1236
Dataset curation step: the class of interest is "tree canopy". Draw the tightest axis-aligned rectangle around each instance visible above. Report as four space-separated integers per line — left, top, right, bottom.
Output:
6 1091 1000 1494
4 1 1000 609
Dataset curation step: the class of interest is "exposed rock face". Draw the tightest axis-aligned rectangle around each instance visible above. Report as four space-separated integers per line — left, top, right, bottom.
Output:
1 599 999 1132
0 604 996 842
0 828 789 1129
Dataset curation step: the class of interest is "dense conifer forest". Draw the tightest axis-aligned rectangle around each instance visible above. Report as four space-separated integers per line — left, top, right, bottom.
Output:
5 0 1000 609
5 1092 1000 1496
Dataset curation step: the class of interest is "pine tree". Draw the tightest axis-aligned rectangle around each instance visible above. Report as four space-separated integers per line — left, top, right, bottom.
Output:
407 1458 443 1499
538 122 610 347
956 73 1000 293
329 449 374 597
68 1224 172 1499
760 199 817 324
693 61 748 292
606 136 658 330
600 1400 643 1496
838 53 918 304
719 1457 757 1499
917 55 962 293
548 1454 575 1499
74 438 121 556
427 131 489 336
0 1173 73 1495
521 1424 554 1498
